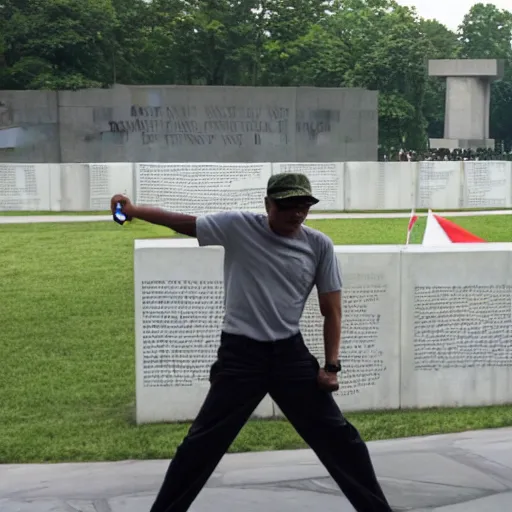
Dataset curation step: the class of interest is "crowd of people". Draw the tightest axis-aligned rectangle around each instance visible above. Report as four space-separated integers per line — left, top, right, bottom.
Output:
379 147 512 162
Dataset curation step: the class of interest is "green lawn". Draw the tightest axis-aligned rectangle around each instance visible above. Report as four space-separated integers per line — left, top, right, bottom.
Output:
1 215 512 463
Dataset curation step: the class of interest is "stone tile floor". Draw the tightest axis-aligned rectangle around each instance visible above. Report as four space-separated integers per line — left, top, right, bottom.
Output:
2 428 512 511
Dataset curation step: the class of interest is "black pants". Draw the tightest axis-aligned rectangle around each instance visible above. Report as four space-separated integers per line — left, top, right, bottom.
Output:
149 332 392 512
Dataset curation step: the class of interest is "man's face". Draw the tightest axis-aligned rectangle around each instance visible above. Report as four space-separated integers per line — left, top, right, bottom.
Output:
265 197 314 236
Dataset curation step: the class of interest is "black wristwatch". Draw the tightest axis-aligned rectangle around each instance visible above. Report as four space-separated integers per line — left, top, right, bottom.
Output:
324 360 341 373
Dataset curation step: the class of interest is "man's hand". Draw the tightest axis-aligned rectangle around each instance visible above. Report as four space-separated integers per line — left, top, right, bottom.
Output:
317 368 339 392
111 194 135 220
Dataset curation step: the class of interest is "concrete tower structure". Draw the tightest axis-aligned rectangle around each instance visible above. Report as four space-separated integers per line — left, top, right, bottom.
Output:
428 59 505 150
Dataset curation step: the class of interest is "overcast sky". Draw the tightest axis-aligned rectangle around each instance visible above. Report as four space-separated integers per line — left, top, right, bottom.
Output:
395 0 511 31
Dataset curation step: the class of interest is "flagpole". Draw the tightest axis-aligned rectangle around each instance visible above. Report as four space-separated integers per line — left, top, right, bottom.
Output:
406 208 417 245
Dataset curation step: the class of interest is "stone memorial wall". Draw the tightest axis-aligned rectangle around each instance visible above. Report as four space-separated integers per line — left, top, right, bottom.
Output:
344 162 416 210
135 162 272 214
400 244 512 408
89 163 134 210
463 161 512 209
0 85 378 163
134 241 512 424
134 240 275 423
0 163 60 211
273 246 401 419
417 161 464 209
1 160 511 212
271 162 345 211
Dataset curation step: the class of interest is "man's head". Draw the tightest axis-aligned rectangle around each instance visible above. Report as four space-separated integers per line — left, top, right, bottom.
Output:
265 173 319 236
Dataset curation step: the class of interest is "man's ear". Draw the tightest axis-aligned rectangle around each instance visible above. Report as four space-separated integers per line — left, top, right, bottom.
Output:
264 197 270 213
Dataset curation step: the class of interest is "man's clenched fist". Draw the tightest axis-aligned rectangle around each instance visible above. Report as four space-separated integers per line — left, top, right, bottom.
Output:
317 368 339 392
110 194 135 220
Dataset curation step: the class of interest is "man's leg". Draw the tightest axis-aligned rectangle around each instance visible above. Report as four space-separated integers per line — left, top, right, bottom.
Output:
149 333 270 512
269 336 393 512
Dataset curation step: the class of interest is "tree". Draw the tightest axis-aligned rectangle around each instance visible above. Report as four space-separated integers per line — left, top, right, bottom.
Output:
325 0 432 150
0 0 118 89
0 0 508 150
458 3 512 147
258 0 331 86
419 19 461 139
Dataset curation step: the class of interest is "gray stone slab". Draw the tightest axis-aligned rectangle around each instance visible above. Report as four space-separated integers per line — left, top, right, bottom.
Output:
0 460 168 499
454 437 512 470
189 488 355 512
107 495 155 512
65 502 98 512
1 428 512 512
1 84 378 163
0 90 60 163
431 490 512 511
372 452 507 491
106 488 356 512
304 475 489 510
428 59 505 78
219 463 329 486
0 500 70 512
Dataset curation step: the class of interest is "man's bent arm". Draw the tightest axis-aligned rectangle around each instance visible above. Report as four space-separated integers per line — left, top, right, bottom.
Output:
132 206 197 238
318 290 342 364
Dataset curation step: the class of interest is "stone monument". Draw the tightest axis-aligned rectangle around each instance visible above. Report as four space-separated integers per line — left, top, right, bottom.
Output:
428 59 505 150
0 85 378 163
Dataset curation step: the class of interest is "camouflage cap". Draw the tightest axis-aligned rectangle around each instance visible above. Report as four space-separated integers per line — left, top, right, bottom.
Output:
266 173 319 204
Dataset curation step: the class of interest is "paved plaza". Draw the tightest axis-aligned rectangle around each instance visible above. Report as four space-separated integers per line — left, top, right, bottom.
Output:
2 427 512 511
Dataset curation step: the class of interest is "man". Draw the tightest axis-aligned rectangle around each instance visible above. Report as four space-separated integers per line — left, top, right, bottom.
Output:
110 172 392 512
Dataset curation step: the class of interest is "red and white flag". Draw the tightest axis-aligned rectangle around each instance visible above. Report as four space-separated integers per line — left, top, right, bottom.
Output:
422 210 485 245
405 208 418 245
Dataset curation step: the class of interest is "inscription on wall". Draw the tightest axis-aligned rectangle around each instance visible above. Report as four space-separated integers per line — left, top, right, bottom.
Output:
465 162 510 208
136 163 269 214
105 105 338 147
414 285 512 370
418 162 461 208
299 272 389 397
0 164 41 210
141 279 224 387
140 272 389 394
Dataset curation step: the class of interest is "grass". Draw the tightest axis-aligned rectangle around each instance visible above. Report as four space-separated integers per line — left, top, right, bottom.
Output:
1 215 512 464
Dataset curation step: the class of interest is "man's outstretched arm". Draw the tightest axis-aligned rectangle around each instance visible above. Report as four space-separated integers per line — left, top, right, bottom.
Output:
130 205 197 237
111 194 197 237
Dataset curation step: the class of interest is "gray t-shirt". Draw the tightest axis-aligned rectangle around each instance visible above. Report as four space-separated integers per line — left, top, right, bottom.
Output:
196 211 342 341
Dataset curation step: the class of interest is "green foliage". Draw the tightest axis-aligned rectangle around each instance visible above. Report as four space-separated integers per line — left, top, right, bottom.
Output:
0 0 117 88
457 3 512 148
420 19 462 140
0 0 510 148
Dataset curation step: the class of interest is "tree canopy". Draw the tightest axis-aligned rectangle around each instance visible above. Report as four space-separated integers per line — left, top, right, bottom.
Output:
0 0 510 150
